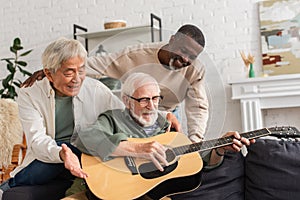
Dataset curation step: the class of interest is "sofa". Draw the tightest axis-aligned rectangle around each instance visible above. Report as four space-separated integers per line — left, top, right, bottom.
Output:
3 138 300 200
172 138 300 200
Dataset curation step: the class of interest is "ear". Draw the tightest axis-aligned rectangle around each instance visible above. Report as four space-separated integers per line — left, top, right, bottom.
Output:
44 68 54 82
122 95 130 109
169 35 176 44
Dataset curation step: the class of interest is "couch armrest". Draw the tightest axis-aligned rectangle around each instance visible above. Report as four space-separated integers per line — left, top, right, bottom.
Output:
245 138 300 200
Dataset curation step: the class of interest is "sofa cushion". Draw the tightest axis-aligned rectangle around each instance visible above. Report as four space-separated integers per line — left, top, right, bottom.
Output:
172 151 245 200
245 138 300 200
2 180 72 200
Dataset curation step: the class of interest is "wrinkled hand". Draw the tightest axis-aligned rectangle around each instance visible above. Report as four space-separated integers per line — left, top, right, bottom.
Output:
166 112 182 132
134 141 169 172
21 69 45 87
59 144 88 179
219 131 255 153
114 140 169 172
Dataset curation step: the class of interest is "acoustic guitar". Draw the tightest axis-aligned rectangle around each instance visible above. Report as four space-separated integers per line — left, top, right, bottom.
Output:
81 126 298 200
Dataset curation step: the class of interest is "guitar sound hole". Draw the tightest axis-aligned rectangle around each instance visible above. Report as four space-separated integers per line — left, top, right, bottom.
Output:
139 162 178 179
165 148 176 163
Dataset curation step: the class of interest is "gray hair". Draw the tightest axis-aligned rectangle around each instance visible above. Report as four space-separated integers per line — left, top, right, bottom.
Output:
42 37 87 73
121 72 160 98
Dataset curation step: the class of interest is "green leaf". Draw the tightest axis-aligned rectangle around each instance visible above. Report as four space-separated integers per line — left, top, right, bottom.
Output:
12 45 23 51
16 60 27 66
1 37 33 99
1 93 8 99
7 63 15 73
13 81 21 88
8 85 16 92
1 58 14 64
18 66 32 76
2 74 13 87
20 49 33 57
2 80 7 88
13 38 21 46
10 46 17 54
13 38 23 51
23 70 32 76
7 86 17 99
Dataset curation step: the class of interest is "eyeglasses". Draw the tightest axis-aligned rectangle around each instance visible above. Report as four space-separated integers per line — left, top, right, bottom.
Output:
127 95 163 106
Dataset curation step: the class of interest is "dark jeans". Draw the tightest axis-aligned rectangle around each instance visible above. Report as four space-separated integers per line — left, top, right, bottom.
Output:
7 142 81 188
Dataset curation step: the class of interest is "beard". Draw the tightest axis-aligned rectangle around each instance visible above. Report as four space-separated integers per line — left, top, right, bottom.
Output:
130 108 158 127
168 58 177 70
168 57 189 71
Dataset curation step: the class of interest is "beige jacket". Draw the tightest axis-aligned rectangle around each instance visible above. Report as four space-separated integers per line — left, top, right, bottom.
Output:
12 77 123 177
87 42 209 140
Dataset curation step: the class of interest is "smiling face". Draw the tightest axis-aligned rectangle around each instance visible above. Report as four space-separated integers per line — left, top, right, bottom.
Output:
168 34 203 70
126 83 160 127
44 56 86 97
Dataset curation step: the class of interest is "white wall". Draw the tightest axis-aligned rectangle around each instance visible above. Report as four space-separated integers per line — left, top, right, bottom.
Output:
0 0 270 138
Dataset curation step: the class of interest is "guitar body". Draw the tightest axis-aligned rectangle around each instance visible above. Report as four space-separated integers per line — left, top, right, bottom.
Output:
82 132 203 200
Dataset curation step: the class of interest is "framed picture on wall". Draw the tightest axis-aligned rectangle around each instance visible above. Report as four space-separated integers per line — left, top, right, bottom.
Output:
259 0 300 76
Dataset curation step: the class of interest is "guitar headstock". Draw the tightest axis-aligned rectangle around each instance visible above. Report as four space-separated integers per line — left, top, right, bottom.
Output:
268 126 300 138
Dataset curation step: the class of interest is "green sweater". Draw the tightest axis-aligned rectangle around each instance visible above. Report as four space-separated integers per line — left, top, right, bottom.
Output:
76 109 220 169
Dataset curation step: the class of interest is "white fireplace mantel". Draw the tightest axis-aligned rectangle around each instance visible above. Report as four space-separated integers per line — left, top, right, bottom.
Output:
229 74 300 132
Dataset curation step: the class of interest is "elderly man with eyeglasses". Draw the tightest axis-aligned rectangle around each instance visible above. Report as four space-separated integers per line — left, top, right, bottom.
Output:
75 72 254 175
75 72 171 172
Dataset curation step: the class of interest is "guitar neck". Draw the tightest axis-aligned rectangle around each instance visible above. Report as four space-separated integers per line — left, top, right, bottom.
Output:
173 128 270 156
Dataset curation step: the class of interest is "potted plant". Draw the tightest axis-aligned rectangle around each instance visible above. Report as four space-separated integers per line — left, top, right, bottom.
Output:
0 38 32 99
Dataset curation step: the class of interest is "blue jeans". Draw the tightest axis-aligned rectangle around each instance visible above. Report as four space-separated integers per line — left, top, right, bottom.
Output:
6 142 81 188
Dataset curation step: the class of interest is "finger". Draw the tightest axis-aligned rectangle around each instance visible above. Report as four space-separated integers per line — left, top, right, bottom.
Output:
37 75 44 80
150 154 164 172
240 137 250 146
21 78 31 87
232 131 241 140
28 80 35 87
175 123 182 132
166 125 171 132
155 148 166 159
154 151 169 167
152 145 167 159
232 143 243 152
78 170 88 179
233 138 243 148
61 143 69 151
72 168 88 179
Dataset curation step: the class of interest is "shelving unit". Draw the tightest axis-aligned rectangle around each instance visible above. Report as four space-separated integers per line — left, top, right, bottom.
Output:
75 25 151 39
73 13 162 54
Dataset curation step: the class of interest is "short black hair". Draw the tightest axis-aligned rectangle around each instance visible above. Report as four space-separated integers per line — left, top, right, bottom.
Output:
175 24 205 48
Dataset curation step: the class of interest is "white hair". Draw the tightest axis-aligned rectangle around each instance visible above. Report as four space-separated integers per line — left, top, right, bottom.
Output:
42 37 87 73
121 72 160 98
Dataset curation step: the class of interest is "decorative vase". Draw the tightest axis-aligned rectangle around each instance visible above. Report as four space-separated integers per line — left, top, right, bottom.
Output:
248 63 255 78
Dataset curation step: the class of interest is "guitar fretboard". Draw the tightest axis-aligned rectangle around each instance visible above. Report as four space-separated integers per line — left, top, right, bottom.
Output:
173 128 270 156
